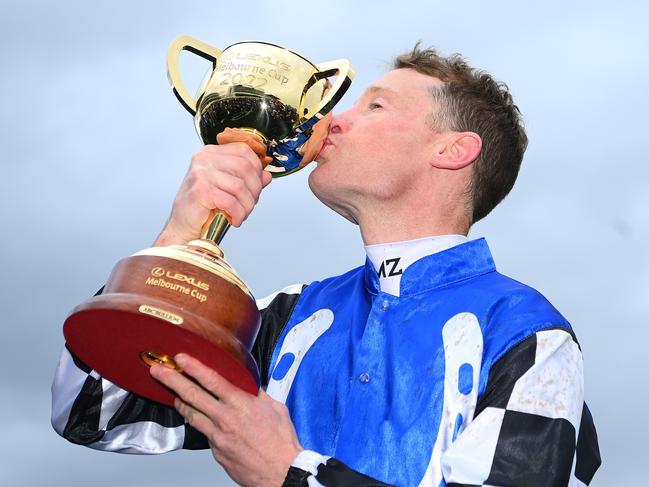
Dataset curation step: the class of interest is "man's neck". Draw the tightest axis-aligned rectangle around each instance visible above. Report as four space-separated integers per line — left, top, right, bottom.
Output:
356 204 470 245
349 175 471 245
320 169 473 244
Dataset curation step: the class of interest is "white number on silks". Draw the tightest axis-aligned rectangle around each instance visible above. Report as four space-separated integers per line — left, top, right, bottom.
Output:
418 312 484 487
266 309 334 404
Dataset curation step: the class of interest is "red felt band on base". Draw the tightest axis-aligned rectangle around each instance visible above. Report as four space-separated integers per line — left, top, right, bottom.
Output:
64 307 259 406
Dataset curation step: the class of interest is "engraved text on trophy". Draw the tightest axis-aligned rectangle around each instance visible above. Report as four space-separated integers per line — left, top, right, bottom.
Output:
144 267 210 303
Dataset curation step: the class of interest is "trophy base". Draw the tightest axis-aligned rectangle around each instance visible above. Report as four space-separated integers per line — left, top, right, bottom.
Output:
64 294 260 406
63 242 262 407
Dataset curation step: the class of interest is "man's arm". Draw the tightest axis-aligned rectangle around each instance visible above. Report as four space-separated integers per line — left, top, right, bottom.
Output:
52 139 272 451
51 343 197 452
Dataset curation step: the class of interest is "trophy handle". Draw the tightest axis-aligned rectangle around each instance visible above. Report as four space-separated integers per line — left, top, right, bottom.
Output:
296 59 355 134
167 35 222 116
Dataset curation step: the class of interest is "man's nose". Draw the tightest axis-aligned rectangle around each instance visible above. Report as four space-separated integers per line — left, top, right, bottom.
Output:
329 109 352 134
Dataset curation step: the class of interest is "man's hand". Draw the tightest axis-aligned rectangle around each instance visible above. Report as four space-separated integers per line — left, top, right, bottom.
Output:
154 110 332 248
154 142 273 246
150 354 302 487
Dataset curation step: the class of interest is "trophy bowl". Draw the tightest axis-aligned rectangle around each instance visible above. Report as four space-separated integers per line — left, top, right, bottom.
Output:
63 37 354 406
171 37 354 175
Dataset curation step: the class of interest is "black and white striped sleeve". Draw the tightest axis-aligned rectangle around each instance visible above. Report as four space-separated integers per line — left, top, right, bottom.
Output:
51 283 306 453
51 344 195 453
440 327 601 487
283 451 393 487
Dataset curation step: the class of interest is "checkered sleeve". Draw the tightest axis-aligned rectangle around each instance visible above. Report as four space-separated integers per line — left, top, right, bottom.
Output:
283 450 394 487
440 327 601 487
51 284 305 453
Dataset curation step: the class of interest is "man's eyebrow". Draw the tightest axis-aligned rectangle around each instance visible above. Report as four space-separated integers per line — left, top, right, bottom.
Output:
362 86 397 97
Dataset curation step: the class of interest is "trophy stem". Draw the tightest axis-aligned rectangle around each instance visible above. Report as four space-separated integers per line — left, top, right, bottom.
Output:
201 210 231 244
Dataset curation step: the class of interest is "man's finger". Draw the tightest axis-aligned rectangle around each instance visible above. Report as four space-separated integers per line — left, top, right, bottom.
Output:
174 398 215 437
174 353 246 406
207 171 258 213
149 363 224 418
202 142 265 179
261 169 273 187
217 129 268 161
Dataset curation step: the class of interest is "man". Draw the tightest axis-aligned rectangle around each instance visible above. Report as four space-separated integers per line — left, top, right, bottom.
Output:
52 45 601 486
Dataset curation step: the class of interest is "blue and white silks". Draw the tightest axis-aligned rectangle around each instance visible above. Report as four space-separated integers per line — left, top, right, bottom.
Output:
266 238 571 486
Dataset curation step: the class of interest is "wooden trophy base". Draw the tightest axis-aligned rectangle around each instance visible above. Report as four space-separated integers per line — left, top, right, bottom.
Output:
63 240 261 406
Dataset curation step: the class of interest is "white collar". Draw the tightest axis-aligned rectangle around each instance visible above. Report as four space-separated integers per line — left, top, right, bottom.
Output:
364 235 469 297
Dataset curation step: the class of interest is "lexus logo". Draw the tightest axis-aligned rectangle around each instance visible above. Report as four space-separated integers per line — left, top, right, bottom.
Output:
151 267 165 277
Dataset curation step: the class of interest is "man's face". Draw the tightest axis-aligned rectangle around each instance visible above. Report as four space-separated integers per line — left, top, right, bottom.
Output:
309 68 445 222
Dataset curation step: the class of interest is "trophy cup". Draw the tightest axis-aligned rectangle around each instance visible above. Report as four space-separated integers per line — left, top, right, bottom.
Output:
63 36 354 406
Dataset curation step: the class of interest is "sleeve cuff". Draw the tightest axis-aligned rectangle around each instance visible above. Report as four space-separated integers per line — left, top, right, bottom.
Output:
282 450 331 486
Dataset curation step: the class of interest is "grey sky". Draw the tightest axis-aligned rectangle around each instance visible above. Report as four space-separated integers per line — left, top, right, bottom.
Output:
1 0 647 485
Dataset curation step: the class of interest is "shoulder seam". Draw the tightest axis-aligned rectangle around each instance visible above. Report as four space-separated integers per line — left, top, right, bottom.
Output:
490 325 578 371
256 283 306 311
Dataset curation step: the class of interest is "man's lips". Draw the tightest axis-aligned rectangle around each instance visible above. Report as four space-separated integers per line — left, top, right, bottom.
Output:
315 137 334 161
321 137 334 150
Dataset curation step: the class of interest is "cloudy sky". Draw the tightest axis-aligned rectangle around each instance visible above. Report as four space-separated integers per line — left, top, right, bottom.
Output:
1 0 647 485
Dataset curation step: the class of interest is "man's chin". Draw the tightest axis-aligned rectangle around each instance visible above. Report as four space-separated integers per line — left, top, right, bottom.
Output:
307 171 358 226
307 164 329 198
314 153 328 165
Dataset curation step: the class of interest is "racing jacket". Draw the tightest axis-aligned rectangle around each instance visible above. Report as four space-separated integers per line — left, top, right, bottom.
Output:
51 237 600 486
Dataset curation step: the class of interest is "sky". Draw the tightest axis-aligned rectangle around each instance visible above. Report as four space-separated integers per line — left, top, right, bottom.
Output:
1 0 647 485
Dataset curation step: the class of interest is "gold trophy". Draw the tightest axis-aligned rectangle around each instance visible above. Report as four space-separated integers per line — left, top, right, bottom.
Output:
63 37 354 406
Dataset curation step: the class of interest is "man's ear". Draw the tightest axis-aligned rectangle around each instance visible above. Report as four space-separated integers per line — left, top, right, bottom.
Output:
430 132 482 170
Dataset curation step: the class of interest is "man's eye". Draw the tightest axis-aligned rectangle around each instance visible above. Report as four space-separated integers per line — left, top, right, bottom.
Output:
368 102 382 110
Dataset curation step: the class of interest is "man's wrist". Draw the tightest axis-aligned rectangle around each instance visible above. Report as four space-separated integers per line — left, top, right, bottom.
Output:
153 227 187 247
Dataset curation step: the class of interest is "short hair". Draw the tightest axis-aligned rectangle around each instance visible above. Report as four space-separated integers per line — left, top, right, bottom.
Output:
394 44 528 224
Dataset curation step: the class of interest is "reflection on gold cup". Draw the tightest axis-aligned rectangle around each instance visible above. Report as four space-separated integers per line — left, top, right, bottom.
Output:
63 37 355 406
